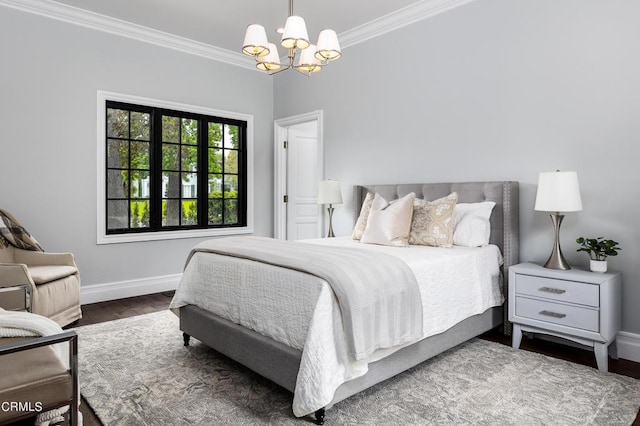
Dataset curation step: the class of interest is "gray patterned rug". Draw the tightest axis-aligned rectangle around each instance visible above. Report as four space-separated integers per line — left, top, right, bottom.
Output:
75 310 640 425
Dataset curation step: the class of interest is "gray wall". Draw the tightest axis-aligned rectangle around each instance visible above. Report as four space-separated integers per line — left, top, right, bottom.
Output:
274 1 640 333
0 8 274 286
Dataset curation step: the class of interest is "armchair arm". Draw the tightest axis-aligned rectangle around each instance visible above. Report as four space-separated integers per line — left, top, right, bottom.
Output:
0 284 30 311
0 264 34 312
0 330 77 355
0 263 35 288
13 250 77 268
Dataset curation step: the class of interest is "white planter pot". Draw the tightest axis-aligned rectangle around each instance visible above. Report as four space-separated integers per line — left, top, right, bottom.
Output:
590 260 608 273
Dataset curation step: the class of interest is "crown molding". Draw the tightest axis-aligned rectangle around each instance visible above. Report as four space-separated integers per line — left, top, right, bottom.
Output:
0 0 475 70
340 0 477 49
0 0 256 70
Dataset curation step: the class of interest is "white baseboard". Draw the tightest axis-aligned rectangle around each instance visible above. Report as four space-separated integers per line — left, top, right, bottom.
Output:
81 273 181 305
616 331 640 363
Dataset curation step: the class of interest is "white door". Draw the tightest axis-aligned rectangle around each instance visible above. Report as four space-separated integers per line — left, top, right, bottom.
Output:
274 111 324 240
286 123 320 240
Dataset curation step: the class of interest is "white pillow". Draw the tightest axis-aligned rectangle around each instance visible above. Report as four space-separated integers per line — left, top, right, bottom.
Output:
453 202 496 247
361 192 416 247
351 192 374 240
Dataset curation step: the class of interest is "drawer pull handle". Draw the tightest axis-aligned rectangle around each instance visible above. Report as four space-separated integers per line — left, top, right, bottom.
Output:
540 310 566 319
539 287 566 294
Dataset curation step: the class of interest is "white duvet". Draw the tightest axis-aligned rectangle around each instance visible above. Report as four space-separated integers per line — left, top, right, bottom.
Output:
170 237 504 417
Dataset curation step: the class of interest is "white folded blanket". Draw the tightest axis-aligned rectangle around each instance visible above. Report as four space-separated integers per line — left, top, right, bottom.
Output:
0 308 67 365
186 236 423 360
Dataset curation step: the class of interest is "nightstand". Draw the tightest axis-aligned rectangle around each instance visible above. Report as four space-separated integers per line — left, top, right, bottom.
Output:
508 262 622 373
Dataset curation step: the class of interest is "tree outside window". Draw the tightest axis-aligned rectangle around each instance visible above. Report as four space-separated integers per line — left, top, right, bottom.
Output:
105 101 247 235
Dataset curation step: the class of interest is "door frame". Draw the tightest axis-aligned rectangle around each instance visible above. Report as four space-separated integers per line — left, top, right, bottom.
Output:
273 110 324 240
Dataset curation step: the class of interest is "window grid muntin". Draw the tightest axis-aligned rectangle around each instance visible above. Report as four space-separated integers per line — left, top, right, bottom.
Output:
105 101 247 235
160 114 200 229
105 106 153 231
207 121 244 226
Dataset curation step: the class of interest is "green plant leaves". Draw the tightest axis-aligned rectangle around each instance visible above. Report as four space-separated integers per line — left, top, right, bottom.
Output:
576 237 621 261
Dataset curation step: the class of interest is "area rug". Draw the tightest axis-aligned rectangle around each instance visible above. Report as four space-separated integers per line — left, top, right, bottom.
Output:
75 310 640 425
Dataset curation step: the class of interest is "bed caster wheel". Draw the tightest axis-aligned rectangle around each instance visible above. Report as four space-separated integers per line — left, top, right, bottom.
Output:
183 333 191 347
314 408 325 425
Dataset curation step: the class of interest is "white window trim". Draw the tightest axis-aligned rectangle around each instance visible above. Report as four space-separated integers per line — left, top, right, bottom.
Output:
96 90 254 245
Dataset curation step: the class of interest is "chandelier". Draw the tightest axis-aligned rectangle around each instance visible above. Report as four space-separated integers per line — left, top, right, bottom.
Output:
241 0 342 76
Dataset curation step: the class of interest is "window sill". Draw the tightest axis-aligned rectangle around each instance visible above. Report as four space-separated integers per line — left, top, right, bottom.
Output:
97 226 253 245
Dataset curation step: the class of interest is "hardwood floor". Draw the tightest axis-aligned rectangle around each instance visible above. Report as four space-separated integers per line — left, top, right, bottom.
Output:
73 292 174 328
71 292 640 426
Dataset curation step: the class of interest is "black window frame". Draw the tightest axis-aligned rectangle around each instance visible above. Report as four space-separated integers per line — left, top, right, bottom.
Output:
105 100 248 235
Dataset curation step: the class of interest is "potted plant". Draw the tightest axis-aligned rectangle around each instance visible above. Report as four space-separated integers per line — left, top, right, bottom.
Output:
576 237 621 273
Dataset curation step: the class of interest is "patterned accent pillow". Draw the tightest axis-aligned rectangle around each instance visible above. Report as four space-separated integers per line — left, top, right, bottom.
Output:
351 192 374 240
409 192 458 247
361 192 416 247
0 209 44 251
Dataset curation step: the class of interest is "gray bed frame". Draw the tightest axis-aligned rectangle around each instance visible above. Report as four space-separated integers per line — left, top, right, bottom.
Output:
180 181 519 424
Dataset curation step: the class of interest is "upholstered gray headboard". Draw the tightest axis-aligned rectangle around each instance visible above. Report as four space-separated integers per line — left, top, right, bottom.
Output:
353 181 520 334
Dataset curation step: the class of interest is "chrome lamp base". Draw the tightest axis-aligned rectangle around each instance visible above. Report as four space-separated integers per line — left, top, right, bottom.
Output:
543 213 571 270
326 205 335 238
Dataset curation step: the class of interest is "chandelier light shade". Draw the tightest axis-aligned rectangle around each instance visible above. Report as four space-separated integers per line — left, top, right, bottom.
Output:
315 29 342 61
295 44 322 73
534 170 583 270
242 0 342 76
256 43 282 71
242 24 270 57
281 16 310 50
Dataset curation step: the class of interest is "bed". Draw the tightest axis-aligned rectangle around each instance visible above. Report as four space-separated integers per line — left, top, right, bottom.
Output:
171 181 519 424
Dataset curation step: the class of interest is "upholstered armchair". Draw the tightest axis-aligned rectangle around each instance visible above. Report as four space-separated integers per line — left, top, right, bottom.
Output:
0 245 82 327
0 329 79 425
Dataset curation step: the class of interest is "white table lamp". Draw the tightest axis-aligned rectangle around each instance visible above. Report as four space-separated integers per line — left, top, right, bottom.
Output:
534 170 583 270
318 180 342 237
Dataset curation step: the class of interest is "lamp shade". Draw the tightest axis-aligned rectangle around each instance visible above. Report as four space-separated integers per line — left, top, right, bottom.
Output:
281 15 310 50
317 180 343 205
242 24 269 57
256 43 282 71
534 171 583 212
315 29 342 61
295 44 322 73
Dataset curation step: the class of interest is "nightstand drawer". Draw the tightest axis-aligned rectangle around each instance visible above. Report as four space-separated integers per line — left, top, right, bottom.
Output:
515 296 599 332
515 274 599 307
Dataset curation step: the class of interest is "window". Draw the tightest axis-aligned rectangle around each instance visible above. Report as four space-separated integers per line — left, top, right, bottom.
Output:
98 92 253 244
